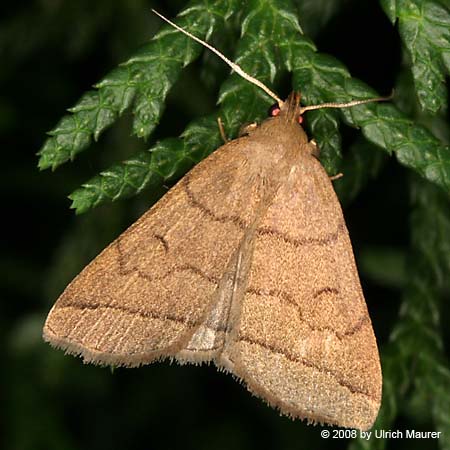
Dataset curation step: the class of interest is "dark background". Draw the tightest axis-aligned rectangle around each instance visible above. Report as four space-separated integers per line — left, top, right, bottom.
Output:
1 1 446 450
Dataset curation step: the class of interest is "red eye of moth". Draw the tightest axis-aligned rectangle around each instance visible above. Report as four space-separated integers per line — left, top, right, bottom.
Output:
268 102 303 124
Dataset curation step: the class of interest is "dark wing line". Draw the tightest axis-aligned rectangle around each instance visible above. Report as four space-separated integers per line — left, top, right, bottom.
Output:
153 234 169 252
116 239 219 285
313 287 339 298
56 302 199 328
49 301 369 373
184 172 345 248
184 174 247 229
95 245 367 343
238 334 375 399
256 221 345 247
246 287 368 340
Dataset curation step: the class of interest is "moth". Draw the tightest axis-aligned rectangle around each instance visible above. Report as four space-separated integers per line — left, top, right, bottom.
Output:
44 11 385 431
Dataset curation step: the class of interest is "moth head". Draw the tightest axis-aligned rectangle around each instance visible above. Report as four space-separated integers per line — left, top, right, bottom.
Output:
268 92 304 125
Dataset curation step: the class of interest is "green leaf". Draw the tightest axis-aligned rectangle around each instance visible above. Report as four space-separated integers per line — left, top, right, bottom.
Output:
296 0 349 37
306 109 342 174
282 35 450 191
380 0 397 22
290 30 444 190
69 139 175 214
402 178 450 448
428 363 450 450
381 0 450 113
37 0 236 170
334 136 387 206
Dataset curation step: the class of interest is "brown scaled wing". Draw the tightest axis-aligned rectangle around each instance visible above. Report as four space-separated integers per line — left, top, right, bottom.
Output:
218 153 382 430
43 136 267 367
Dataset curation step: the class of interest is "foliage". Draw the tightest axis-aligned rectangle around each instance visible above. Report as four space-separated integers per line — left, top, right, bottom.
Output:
37 0 450 213
36 1 450 448
2 0 449 449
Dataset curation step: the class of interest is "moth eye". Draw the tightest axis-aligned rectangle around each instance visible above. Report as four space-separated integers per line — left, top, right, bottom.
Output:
268 103 281 117
297 115 304 124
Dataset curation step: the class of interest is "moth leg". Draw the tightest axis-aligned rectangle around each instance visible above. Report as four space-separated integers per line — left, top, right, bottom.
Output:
239 122 258 137
309 139 321 158
330 173 344 181
217 117 229 143
309 139 342 180
217 118 259 141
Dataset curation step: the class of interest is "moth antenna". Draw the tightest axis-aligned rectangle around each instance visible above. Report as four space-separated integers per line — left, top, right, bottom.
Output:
299 91 394 114
152 9 284 107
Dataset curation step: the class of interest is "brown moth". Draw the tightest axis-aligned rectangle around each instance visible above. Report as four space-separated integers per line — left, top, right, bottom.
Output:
43 11 384 431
